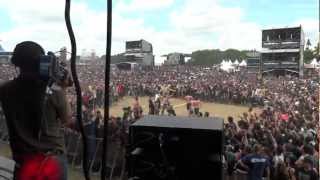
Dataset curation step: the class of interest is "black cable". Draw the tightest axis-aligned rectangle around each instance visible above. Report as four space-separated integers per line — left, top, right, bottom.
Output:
127 132 156 178
101 0 112 179
129 132 155 151
65 0 90 179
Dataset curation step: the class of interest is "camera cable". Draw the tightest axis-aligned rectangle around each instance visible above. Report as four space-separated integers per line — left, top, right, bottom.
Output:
65 0 90 179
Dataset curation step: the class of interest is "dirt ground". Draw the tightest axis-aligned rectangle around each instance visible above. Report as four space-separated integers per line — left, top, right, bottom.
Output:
109 96 258 121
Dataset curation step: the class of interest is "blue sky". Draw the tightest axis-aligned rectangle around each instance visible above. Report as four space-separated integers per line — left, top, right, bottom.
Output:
0 10 13 32
0 0 318 61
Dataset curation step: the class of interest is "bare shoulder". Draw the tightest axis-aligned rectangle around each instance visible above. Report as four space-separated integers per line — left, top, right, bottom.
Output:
49 85 67 106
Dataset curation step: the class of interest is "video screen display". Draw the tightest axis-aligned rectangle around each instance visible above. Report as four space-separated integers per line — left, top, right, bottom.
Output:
126 41 142 49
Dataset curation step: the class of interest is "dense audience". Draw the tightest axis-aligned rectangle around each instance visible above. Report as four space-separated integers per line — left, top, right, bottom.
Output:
0 62 318 180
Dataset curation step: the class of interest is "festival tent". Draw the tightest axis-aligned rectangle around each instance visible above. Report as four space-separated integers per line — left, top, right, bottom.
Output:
239 60 247 67
0 45 4 52
233 59 240 66
220 60 226 66
220 60 235 72
310 58 319 68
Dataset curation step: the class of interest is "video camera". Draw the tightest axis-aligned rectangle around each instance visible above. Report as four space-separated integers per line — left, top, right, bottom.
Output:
39 52 72 86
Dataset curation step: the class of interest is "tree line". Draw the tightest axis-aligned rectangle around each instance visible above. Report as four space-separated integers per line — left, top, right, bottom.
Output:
188 49 252 65
188 39 319 65
304 39 319 63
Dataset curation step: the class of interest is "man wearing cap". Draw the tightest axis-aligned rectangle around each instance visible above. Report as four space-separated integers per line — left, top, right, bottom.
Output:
0 41 71 179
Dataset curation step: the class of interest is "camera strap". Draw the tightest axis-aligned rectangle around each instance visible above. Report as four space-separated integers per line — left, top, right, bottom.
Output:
38 85 52 141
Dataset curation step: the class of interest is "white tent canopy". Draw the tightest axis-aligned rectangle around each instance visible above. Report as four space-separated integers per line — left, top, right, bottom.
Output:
220 60 235 72
233 59 240 65
239 60 247 67
220 60 226 66
0 45 4 52
310 58 318 66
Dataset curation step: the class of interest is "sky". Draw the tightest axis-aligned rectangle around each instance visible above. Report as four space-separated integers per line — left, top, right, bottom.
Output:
0 0 318 63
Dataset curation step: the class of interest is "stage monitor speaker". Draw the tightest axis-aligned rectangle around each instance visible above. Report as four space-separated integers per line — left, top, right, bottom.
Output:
127 115 224 180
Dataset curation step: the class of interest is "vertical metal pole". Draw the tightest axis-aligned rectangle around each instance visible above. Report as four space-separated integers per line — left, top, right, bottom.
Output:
299 26 305 77
101 0 112 179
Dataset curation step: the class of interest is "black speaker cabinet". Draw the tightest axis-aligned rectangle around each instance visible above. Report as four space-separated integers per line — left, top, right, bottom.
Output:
127 115 224 180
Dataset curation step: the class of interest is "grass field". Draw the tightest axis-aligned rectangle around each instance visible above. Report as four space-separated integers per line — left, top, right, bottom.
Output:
0 97 258 179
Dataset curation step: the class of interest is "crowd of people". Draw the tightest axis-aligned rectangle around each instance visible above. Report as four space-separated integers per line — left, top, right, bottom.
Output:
0 61 319 180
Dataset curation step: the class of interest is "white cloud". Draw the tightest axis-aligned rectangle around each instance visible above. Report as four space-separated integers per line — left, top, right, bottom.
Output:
170 0 244 34
0 0 106 56
108 0 263 63
294 19 319 47
1 0 317 65
116 0 174 12
167 0 262 51
0 0 174 58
